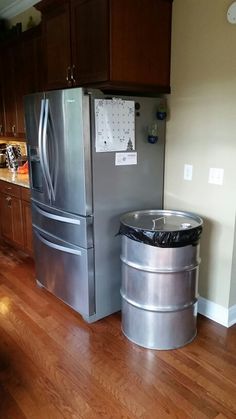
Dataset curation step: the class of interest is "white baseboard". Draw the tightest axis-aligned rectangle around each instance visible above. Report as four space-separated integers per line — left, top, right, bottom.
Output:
198 296 236 328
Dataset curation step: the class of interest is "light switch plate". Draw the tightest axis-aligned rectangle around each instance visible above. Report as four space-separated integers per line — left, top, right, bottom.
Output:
184 164 193 181
208 168 224 185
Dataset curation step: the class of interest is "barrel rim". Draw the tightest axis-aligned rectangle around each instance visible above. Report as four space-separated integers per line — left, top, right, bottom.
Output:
120 209 203 232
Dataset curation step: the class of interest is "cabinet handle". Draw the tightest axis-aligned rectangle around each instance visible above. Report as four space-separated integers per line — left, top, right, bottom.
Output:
12 125 16 136
71 65 76 85
6 196 12 207
66 66 72 87
0 124 3 135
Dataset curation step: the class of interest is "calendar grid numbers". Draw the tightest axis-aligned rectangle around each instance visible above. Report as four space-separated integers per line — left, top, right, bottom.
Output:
95 99 135 152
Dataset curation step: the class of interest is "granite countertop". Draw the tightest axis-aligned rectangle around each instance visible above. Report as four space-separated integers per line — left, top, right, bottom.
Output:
0 168 30 188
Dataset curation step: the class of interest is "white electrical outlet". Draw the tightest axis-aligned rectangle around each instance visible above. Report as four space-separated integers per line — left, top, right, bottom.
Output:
184 164 193 181
208 168 224 185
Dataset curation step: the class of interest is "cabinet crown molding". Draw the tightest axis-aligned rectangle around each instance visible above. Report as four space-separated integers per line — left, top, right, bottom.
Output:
0 0 40 19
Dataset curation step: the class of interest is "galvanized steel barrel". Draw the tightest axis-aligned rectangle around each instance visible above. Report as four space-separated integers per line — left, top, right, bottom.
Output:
120 210 203 350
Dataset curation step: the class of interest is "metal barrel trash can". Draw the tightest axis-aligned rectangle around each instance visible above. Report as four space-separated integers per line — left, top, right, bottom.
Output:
119 210 203 350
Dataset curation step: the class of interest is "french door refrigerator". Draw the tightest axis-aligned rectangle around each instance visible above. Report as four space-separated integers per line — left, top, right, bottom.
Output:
24 88 165 322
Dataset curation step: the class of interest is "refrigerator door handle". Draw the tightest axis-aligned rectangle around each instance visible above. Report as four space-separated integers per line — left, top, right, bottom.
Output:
48 99 59 203
34 228 82 256
48 109 59 202
32 202 81 225
42 99 56 202
38 99 51 200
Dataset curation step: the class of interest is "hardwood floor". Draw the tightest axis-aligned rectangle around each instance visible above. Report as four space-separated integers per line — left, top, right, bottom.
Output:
0 242 236 419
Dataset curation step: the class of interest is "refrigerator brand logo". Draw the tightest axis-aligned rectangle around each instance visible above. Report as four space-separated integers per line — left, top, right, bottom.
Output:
67 100 75 103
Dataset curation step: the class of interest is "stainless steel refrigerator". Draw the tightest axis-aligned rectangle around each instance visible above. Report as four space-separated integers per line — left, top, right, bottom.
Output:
24 88 165 322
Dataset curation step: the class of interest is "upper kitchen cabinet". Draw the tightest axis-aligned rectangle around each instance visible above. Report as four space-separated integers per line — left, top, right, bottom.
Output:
1 43 18 137
20 26 43 96
37 0 173 93
36 0 72 90
0 25 42 139
70 0 109 85
0 74 5 137
109 0 172 92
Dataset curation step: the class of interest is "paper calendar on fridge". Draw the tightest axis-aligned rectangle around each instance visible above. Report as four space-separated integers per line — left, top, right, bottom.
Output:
94 98 135 152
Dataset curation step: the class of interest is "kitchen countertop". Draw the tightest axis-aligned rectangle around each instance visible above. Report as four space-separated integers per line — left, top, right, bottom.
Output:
0 168 30 188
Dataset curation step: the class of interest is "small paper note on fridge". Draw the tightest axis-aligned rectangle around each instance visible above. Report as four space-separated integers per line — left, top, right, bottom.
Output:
115 152 137 166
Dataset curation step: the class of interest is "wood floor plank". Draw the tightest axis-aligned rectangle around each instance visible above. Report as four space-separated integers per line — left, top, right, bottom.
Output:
0 327 84 419
0 306 113 418
150 351 236 418
0 382 27 419
0 242 236 419
0 292 137 418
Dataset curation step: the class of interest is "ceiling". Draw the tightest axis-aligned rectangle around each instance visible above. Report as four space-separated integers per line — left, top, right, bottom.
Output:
0 0 40 19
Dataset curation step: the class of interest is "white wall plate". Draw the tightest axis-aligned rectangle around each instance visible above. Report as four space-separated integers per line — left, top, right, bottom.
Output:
227 2 236 24
184 164 193 181
208 168 224 185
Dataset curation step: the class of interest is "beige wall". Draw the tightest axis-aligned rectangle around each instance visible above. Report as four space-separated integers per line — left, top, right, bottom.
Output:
9 7 41 31
165 0 236 308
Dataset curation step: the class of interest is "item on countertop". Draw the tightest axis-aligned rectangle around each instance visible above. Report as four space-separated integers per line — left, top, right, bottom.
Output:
6 144 22 171
17 161 28 174
17 155 28 167
0 152 6 168
0 143 7 167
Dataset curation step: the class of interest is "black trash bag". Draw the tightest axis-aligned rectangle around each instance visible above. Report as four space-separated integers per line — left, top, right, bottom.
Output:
118 223 203 248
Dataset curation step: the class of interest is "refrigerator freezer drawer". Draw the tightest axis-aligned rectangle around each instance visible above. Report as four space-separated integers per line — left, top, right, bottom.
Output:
33 227 95 317
32 200 93 249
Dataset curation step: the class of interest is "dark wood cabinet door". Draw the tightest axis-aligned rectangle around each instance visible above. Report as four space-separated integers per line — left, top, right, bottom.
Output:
11 196 24 247
14 41 25 138
0 184 33 255
34 30 44 92
71 0 109 85
1 194 13 242
38 0 172 93
0 80 5 137
21 27 43 95
14 28 42 138
5 42 27 139
0 193 1 239
110 0 172 90
2 42 27 139
38 0 72 90
0 26 42 140
22 200 33 255
1 194 24 248
2 46 17 138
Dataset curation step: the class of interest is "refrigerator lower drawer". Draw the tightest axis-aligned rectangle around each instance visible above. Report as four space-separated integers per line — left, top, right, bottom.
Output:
33 227 95 317
32 200 93 249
